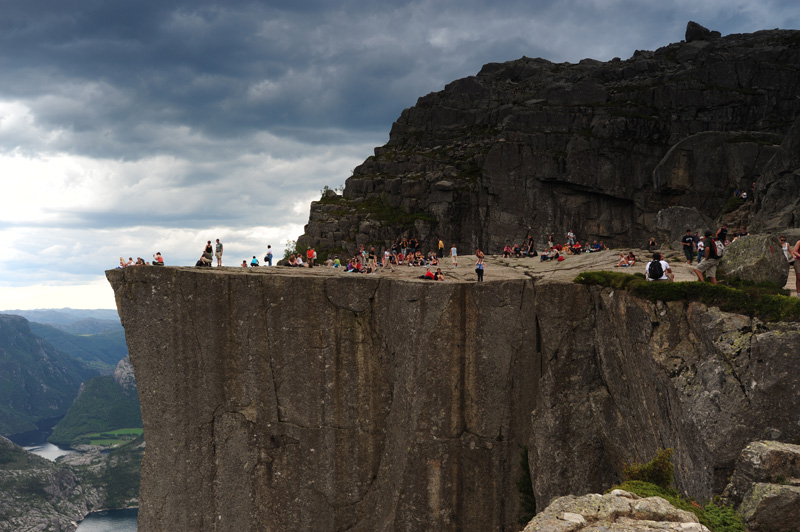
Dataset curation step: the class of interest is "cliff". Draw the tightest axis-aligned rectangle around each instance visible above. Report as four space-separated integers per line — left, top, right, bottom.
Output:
107 262 800 531
297 23 800 255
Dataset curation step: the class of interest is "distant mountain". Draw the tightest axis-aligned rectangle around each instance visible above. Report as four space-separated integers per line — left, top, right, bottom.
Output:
0 308 120 326
28 322 127 373
49 357 141 448
51 317 122 335
0 315 98 436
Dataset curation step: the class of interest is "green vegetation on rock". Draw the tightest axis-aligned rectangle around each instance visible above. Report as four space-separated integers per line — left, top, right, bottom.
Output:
623 448 674 489
49 375 142 447
611 450 745 532
575 271 800 322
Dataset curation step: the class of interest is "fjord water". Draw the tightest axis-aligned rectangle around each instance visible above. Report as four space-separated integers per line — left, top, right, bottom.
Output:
76 508 138 531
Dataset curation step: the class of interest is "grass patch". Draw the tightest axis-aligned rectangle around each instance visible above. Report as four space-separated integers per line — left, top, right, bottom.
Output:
77 428 143 447
574 271 800 322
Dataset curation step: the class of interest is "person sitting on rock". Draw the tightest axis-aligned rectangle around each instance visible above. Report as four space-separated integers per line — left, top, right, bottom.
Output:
646 252 673 281
503 244 512 258
615 252 629 267
626 251 637 267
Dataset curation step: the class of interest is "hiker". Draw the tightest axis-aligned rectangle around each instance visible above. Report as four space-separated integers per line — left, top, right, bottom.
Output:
693 231 721 284
681 229 694 264
215 239 223 266
646 252 673 281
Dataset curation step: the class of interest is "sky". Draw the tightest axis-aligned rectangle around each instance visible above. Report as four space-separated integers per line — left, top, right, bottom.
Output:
1 0 798 310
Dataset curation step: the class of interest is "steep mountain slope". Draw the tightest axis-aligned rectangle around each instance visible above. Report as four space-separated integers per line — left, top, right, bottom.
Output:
50 357 141 447
0 315 98 436
28 322 127 373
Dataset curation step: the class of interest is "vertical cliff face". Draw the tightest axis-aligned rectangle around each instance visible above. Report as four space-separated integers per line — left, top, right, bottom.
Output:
108 267 538 531
107 266 800 531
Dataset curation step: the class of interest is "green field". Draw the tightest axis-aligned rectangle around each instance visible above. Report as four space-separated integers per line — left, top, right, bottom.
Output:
77 428 143 446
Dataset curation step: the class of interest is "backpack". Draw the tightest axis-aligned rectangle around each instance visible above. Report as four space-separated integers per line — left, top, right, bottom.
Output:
648 260 664 280
714 239 725 258
708 239 724 259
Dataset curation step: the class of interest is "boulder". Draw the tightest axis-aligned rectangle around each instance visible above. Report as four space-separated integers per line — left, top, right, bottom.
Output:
739 483 800 532
722 441 800 506
718 234 789 286
522 490 709 532
654 206 714 251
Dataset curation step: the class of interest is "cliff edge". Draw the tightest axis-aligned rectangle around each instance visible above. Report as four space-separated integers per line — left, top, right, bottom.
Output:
107 261 800 531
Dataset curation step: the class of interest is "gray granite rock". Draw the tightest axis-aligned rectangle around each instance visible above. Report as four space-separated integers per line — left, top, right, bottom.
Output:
107 264 800 531
522 490 708 532
718 234 789 286
298 27 800 256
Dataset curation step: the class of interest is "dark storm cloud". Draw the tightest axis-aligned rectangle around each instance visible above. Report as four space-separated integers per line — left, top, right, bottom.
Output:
0 0 691 158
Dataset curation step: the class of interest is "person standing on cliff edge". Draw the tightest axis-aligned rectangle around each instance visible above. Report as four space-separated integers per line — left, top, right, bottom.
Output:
215 239 223 266
450 244 458 267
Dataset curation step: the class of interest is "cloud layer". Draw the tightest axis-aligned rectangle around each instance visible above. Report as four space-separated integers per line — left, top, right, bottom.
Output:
2 0 799 308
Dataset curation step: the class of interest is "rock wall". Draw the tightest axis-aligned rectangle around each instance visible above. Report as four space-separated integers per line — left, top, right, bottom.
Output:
107 266 800 531
297 24 800 255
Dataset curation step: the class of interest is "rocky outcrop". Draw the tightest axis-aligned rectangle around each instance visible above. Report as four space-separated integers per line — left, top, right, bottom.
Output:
718 234 789 286
298 24 800 256
0 436 104 532
722 441 800 532
113 355 137 392
522 489 708 532
107 265 800 531
654 206 714 251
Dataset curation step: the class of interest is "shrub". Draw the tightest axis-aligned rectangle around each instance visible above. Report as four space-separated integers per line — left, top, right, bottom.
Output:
623 448 674 489
611 450 745 532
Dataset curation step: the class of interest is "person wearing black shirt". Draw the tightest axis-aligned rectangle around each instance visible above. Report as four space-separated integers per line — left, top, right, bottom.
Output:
716 224 728 244
681 229 695 264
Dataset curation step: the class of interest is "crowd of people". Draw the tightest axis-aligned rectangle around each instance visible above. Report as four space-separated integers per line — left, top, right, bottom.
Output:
118 252 164 267
116 224 800 295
